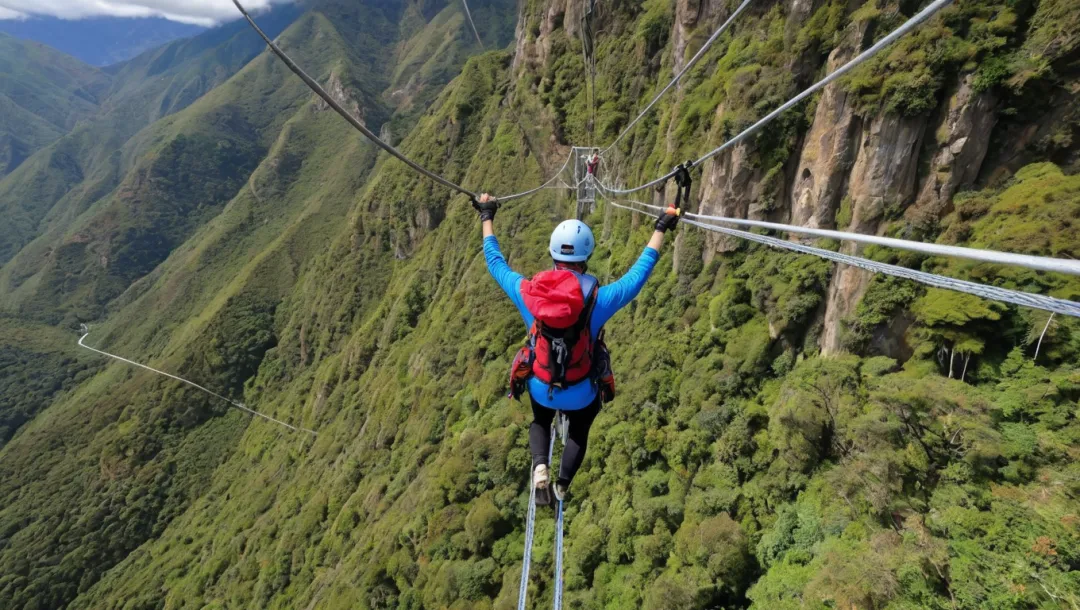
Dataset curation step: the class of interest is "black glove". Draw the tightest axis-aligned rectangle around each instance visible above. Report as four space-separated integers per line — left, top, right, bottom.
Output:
654 206 681 232
472 195 499 222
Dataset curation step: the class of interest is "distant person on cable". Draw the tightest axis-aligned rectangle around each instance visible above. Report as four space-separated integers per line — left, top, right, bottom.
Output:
585 149 600 176
472 192 680 506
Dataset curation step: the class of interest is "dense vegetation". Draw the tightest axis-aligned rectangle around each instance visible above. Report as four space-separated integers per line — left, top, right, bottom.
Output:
0 0 1077 608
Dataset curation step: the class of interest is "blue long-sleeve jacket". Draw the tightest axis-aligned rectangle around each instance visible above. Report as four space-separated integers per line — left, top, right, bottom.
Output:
484 235 659 410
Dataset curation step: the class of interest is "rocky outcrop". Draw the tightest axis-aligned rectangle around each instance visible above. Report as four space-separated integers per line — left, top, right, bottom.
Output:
788 42 862 232
906 73 997 225
845 113 925 233
979 74 1080 182
315 72 364 122
672 0 707 75
513 0 567 76
820 112 927 354
697 133 770 260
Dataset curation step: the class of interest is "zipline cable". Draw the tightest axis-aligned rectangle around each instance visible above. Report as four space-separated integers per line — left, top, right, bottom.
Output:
550 413 568 609
517 430 556 610
231 0 478 199
78 331 317 436
598 196 1080 318
683 221 1080 318
496 152 576 202
516 470 538 610
599 0 756 156
553 502 566 609
462 0 484 47
673 211 1080 276
603 0 955 194
455 0 577 204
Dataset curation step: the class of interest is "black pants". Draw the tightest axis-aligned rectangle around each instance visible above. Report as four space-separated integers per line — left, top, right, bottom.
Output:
529 395 601 489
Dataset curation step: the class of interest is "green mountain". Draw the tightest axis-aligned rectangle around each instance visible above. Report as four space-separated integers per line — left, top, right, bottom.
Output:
0 5 301 282
0 0 1078 609
0 34 110 178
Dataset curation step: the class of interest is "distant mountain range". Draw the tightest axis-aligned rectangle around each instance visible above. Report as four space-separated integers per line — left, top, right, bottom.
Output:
0 16 205 66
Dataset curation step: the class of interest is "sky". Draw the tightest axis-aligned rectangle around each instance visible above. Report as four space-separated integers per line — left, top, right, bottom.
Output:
0 0 289 26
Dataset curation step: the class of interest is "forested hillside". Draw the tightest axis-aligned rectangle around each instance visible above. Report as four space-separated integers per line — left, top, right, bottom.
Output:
0 34 110 178
0 0 1078 608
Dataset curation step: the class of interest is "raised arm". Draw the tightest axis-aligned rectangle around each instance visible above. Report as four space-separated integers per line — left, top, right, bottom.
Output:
475 194 530 319
592 207 680 327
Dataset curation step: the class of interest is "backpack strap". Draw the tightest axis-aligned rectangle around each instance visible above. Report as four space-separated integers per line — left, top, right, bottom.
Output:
574 273 599 333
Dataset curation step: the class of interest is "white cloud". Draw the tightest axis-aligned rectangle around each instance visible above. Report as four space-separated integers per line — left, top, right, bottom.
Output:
0 0 290 26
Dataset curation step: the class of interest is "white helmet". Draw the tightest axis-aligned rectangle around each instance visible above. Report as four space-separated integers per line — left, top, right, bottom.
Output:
549 220 594 262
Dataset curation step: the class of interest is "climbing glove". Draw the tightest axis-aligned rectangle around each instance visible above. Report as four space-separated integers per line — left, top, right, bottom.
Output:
472 194 499 222
654 206 681 233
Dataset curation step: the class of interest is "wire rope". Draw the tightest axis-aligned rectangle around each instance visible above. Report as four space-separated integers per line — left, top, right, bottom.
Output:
462 0 484 47
232 0 478 198
78 331 317 436
672 212 1080 276
602 0 955 194
598 195 1080 318
517 429 557 610
496 152 576 202
599 0 757 156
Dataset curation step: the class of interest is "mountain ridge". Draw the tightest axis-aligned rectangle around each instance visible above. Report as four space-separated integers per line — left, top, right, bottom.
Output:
0 0 1078 608
0 16 205 67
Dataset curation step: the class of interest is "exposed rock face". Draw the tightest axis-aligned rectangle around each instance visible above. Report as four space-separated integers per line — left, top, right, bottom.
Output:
846 113 925 233
979 74 1080 181
315 72 364 121
513 0 567 76
697 136 769 260
672 0 705 76
788 43 861 232
820 112 927 354
784 0 823 80
906 73 997 224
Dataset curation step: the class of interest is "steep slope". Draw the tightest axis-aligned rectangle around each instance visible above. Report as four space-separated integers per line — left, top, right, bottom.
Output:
1 0 1079 609
0 2 517 608
0 33 110 177
0 4 301 268
0 317 100 447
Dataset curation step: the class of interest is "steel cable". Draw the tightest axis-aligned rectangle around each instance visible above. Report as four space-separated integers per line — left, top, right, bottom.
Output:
232 0 479 198
599 195 1080 318
462 0 484 47
593 176 1080 276
496 152 576 202
79 332 317 436
603 0 955 194
517 430 556 610
677 212 1080 276
599 0 757 156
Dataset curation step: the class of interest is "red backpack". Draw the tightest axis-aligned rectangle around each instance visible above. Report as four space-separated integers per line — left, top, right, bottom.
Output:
509 269 615 401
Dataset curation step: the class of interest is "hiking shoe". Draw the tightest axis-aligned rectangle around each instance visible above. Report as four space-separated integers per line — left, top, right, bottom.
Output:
553 481 569 503
534 464 553 506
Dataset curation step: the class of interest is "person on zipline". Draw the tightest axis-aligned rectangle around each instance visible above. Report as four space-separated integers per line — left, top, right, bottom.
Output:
473 193 679 505
585 149 600 176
